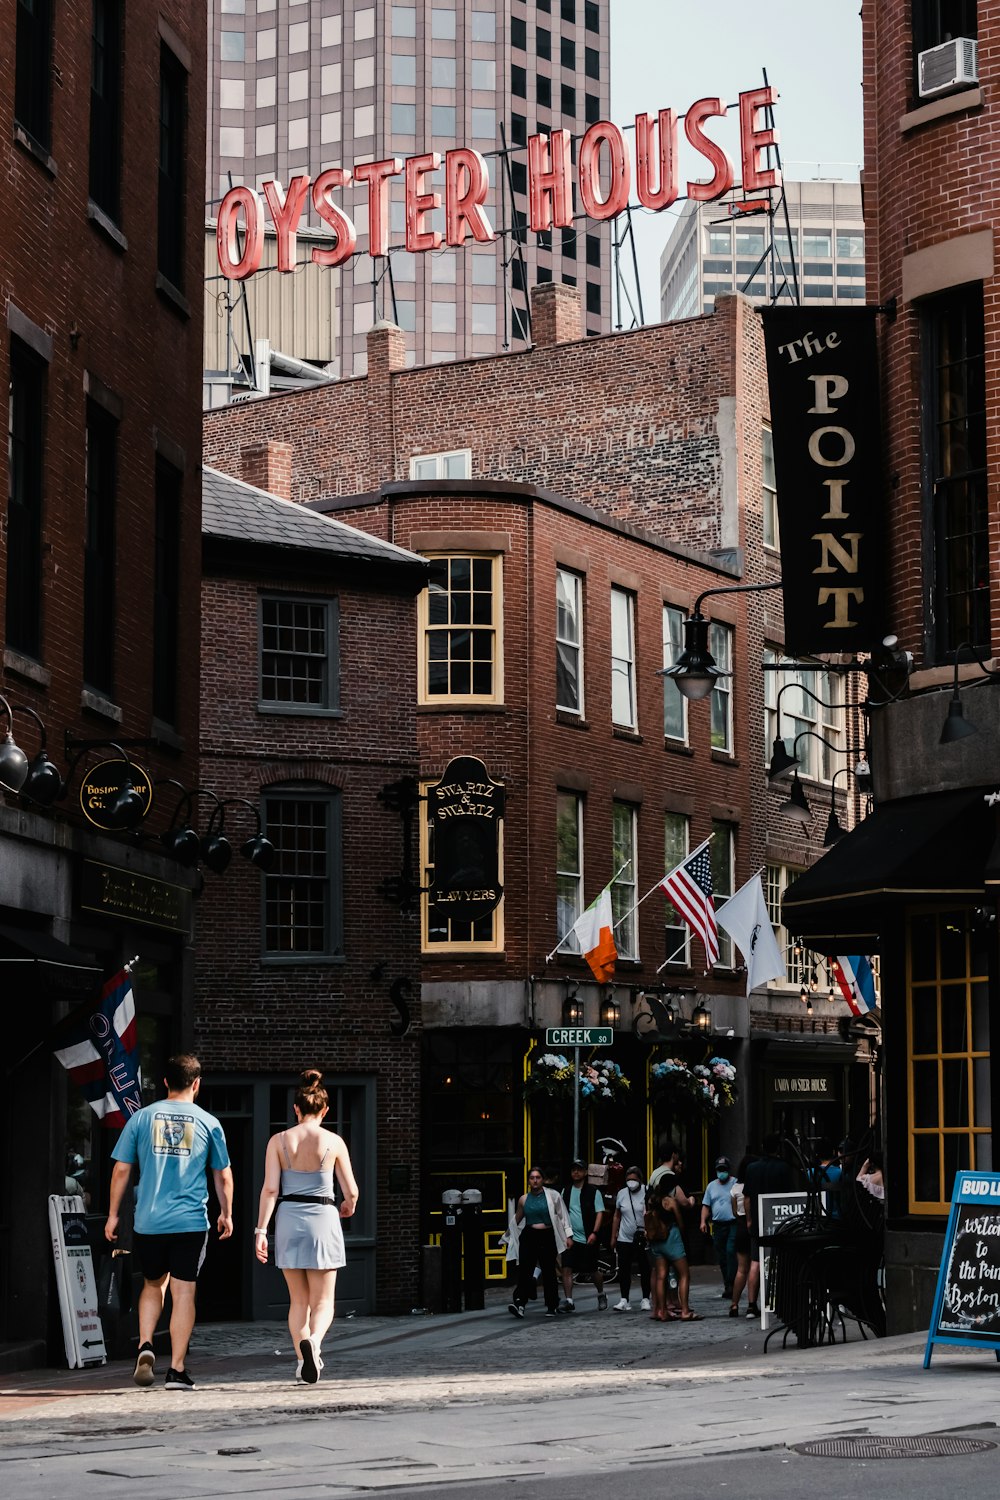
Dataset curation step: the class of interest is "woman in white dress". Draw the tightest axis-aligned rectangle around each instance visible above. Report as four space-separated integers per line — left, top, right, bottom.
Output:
255 1070 359 1383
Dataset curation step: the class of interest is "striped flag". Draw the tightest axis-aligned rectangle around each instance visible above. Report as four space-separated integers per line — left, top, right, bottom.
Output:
52 969 143 1127
831 955 878 1016
659 840 719 967
567 885 617 984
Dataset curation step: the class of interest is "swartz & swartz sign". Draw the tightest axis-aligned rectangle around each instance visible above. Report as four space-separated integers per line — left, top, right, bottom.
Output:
216 88 780 280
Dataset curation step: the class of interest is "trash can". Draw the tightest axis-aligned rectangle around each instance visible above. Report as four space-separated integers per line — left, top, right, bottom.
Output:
441 1189 463 1314
460 1188 484 1311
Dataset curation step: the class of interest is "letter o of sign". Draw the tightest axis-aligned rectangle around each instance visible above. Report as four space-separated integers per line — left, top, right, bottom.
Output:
217 186 265 281
807 425 856 468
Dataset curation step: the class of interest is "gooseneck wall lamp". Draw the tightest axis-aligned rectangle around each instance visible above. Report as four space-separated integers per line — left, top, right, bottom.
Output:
773 731 872 829
203 797 276 875
658 580 783 701
939 641 996 744
0 694 30 793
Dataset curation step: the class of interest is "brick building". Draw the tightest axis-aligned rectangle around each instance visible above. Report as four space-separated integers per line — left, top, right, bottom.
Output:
195 467 427 1317
0 3 205 1361
784 1 1000 1331
204 282 868 1281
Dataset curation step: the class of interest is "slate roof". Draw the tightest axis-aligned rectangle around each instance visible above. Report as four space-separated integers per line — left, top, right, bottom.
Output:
202 466 426 569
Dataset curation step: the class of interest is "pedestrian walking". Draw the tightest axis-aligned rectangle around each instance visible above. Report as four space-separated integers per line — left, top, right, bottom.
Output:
645 1177 700 1321
105 1053 233 1391
728 1155 753 1316
559 1159 608 1312
610 1165 650 1311
254 1069 359 1384
508 1167 573 1318
700 1156 738 1301
648 1141 694 1209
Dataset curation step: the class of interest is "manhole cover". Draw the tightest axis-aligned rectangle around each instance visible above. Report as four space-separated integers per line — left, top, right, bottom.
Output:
795 1435 996 1460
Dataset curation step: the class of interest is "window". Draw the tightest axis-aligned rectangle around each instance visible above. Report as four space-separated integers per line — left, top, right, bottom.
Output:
561 83 576 116
764 654 845 781
908 907 990 1214
913 1 977 76
561 37 575 69
419 554 500 702
585 46 600 81
584 92 600 125
431 6 456 39
662 605 687 743
472 302 496 335
762 424 778 549
152 457 181 726
612 803 638 959
430 301 457 333
354 55 374 88
802 230 831 258
708 229 731 254
392 102 416 135
6 339 46 658
709 623 732 752
259 596 339 711
924 284 988 658
711 821 734 967
586 281 601 317
610 588 636 729
471 58 495 89
537 75 551 109
15 0 52 148
90 0 122 219
288 19 309 51
556 568 583 714
511 15 526 49
556 792 584 949
764 865 805 988
432 104 456 137
410 450 471 479
511 65 526 98
83 402 117 696
585 0 600 30
421 780 503 950
158 45 187 290
220 30 245 60
430 55 455 86
392 54 416 86
561 0 576 20
263 790 343 957
536 26 551 58
662 813 690 966
391 5 416 36
471 108 495 139
586 233 601 267
836 231 864 259
471 11 494 43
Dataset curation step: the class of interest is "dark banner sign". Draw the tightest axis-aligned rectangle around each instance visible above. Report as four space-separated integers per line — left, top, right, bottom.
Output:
761 306 885 654
80 860 193 935
428 756 504 923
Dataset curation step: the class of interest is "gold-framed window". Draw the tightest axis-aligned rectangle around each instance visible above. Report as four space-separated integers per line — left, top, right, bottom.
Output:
419 778 504 953
417 553 503 705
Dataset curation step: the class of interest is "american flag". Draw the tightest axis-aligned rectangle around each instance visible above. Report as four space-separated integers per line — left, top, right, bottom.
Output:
52 968 143 1127
659 841 719 967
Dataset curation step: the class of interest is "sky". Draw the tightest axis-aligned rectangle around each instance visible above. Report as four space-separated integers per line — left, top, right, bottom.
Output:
608 0 864 317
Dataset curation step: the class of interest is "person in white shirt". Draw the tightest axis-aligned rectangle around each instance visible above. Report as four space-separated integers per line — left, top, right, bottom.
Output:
610 1165 651 1311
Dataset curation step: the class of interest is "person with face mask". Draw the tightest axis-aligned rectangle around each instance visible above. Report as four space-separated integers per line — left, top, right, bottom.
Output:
610 1166 651 1311
699 1156 738 1301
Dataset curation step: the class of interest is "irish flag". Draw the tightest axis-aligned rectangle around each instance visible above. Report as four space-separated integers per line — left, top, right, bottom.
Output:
570 886 617 984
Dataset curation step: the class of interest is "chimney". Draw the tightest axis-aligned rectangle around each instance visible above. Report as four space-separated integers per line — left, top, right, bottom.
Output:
530 281 583 348
367 320 408 377
241 440 292 501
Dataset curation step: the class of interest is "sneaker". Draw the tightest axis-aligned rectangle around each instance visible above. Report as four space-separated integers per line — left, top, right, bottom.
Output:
300 1336 320 1385
746 1302 760 1319
165 1366 196 1390
597 1293 608 1311
295 1360 304 1383
545 1306 562 1317
639 1297 651 1311
613 1298 630 1312
719 1288 732 1299
132 1342 155 1388
560 1298 575 1313
508 1301 524 1318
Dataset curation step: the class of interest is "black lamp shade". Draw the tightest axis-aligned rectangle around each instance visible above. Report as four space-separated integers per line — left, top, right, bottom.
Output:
202 833 233 874
162 825 202 867
823 807 846 846
22 749 63 806
0 733 29 793
779 773 812 825
658 615 730 702
240 832 276 871
768 737 799 780
940 696 977 744
106 780 145 829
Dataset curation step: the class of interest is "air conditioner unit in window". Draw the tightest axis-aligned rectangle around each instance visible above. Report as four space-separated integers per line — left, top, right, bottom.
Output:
918 36 979 98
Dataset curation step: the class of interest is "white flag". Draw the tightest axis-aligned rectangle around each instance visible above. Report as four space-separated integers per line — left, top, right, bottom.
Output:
716 875 784 995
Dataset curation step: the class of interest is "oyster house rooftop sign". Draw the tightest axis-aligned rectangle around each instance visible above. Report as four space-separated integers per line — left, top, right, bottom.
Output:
216 88 781 280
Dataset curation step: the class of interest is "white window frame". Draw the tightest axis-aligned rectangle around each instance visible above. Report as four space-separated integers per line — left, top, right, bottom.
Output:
711 820 735 968
556 568 584 715
419 778 504 953
765 864 806 990
409 449 472 480
709 623 733 754
418 553 503 705
762 424 779 551
764 652 845 783
611 587 637 730
662 812 690 967
662 604 688 744
555 791 584 951
612 802 638 960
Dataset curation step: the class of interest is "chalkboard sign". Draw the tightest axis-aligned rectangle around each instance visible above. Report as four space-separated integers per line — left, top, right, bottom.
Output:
924 1170 1000 1368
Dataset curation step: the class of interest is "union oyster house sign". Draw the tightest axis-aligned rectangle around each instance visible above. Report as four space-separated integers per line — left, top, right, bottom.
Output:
427 756 504 924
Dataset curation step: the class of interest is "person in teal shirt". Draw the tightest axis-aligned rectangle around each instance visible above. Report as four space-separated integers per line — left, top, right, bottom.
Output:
106 1054 233 1391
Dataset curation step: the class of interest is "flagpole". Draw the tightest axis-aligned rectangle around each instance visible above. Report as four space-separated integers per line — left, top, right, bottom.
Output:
612 836 715 936
655 937 691 974
544 861 632 964
714 867 765 919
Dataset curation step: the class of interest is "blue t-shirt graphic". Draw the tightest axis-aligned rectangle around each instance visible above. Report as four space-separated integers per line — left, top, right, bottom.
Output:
113 1099 230 1234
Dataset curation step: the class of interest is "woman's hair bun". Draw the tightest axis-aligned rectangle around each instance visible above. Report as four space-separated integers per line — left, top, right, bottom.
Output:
300 1068 323 1088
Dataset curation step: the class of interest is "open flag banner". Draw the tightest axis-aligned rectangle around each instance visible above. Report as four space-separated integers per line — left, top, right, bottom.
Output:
52 969 143 1127
570 886 617 984
716 875 785 995
660 842 719 967
832 955 878 1016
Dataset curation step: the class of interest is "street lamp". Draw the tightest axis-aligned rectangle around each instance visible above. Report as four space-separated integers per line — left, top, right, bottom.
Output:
691 1001 712 1033
658 580 782 701
0 694 29 793
767 682 842 779
600 993 621 1027
563 985 584 1026
939 641 994 744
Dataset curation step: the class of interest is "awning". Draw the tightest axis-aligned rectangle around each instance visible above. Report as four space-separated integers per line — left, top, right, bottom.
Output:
782 787 995 950
0 925 101 994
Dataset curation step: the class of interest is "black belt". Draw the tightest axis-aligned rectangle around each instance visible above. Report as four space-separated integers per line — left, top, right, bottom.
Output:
278 1193 337 1207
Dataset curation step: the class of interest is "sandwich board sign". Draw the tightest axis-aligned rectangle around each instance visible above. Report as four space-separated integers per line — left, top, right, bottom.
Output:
758 1191 826 1333
924 1170 1000 1367
49 1195 107 1368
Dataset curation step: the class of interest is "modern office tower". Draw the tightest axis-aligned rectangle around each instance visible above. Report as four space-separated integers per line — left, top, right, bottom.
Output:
207 1 611 378
659 180 865 322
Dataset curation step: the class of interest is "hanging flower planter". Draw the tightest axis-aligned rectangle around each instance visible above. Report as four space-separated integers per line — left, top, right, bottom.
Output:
524 1053 631 1108
649 1055 737 1121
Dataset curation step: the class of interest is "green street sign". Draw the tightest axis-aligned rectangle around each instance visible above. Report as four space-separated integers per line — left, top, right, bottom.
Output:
545 1027 614 1048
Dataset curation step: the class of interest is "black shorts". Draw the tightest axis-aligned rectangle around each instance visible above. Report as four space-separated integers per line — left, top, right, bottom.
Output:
562 1240 599 1272
133 1230 208 1283
735 1220 752 1256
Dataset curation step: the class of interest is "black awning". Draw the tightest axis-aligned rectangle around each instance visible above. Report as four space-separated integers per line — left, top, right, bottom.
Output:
0 924 101 993
782 787 994 950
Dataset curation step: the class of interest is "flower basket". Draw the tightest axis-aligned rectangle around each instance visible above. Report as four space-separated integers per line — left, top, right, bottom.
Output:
649 1055 737 1121
524 1053 631 1108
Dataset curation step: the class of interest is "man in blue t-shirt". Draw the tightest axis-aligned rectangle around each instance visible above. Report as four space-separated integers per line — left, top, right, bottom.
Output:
105 1054 233 1391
